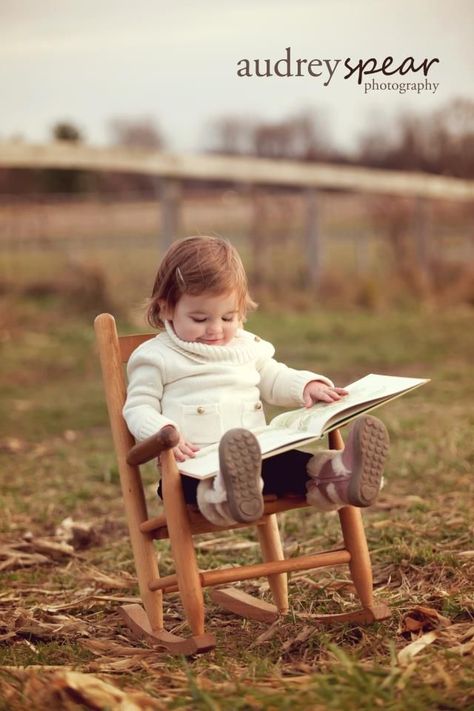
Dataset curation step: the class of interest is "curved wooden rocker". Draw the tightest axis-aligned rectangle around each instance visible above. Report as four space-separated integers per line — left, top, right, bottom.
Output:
95 313 390 656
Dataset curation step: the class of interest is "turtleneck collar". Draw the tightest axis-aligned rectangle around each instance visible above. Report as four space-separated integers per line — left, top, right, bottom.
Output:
163 320 271 364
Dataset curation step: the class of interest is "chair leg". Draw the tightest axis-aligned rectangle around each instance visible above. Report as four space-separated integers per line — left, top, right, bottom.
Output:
161 450 207 637
256 514 288 614
328 427 390 622
338 505 374 609
120 460 164 633
133 532 165 632
209 515 286 622
117 463 212 654
329 427 374 608
94 314 165 635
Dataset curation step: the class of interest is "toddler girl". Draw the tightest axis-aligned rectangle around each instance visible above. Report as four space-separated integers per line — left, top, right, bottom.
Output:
123 235 389 526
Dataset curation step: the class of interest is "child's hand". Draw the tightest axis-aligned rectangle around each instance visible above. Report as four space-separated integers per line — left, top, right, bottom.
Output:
172 434 200 462
303 380 348 407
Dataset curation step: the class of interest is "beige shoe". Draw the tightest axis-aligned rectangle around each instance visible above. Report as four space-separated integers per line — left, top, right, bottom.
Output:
306 416 389 509
219 428 264 523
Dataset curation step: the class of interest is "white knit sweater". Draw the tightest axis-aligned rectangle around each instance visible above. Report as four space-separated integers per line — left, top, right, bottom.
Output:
123 321 333 447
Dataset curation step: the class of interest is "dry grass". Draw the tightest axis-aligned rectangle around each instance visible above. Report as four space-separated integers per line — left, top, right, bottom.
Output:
0 289 473 709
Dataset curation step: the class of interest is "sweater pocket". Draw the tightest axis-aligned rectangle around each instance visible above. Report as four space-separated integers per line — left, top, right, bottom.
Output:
242 400 266 430
181 403 223 445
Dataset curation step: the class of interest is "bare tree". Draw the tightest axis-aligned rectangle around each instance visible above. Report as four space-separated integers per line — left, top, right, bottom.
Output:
429 99 474 178
100 116 165 196
254 111 332 161
356 99 474 178
204 115 256 155
108 116 164 150
45 121 87 193
52 121 83 143
205 109 334 161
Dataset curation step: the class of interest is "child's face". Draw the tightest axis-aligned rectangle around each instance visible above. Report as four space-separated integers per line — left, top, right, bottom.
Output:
163 291 241 345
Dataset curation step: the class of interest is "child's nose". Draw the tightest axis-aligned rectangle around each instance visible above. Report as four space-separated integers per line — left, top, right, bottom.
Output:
206 320 222 335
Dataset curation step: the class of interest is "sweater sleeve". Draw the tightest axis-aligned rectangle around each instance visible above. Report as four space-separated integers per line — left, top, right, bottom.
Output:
257 351 334 408
122 346 178 442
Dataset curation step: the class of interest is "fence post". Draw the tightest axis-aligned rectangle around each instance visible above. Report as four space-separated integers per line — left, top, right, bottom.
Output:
355 231 370 275
160 178 182 248
415 196 431 277
250 187 269 287
304 188 322 288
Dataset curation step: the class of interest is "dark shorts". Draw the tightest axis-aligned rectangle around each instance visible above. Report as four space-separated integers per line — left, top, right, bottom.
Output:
157 449 313 504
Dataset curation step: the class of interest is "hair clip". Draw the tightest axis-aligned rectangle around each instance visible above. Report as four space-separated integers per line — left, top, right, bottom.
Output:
175 267 186 289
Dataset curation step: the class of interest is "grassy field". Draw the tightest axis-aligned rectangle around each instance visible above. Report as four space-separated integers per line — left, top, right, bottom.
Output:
1 193 473 312
0 291 473 710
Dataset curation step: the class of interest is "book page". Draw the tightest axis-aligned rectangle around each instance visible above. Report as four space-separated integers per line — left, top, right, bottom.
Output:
179 374 429 479
269 374 428 434
178 426 322 479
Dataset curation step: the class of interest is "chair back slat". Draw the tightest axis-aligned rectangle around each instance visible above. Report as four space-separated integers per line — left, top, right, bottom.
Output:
119 333 155 363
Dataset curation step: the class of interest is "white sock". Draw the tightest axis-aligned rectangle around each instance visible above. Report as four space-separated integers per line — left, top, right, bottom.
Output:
306 480 342 511
203 471 228 504
306 450 349 480
196 479 233 526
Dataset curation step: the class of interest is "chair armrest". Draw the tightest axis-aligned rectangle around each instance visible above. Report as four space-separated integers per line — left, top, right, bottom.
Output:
126 425 180 466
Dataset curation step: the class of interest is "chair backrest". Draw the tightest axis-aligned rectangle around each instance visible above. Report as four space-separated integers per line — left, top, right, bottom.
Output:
119 333 155 364
95 313 155 468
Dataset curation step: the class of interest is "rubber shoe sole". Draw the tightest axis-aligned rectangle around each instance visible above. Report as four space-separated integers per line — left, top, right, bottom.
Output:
219 428 263 523
347 416 389 507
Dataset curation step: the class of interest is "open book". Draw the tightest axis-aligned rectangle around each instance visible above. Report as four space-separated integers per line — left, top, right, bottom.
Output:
179 373 429 480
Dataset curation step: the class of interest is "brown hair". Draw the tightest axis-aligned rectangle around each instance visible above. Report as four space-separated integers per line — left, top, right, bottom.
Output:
147 235 257 329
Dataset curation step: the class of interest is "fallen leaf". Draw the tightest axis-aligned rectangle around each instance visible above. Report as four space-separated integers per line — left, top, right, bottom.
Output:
398 630 439 664
23 670 161 710
55 517 102 550
400 606 451 634
0 607 90 642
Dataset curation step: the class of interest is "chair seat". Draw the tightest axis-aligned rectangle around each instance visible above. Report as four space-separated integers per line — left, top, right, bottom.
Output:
140 495 309 539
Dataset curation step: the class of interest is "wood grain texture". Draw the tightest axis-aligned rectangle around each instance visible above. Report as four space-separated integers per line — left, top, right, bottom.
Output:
160 448 207 636
148 549 351 593
256 514 289 614
119 604 215 655
210 587 279 623
95 313 164 633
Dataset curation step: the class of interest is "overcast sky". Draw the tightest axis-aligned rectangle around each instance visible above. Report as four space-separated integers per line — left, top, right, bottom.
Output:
1 0 472 154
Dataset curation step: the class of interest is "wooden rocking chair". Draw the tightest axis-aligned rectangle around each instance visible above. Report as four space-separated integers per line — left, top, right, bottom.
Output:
94 313 390 656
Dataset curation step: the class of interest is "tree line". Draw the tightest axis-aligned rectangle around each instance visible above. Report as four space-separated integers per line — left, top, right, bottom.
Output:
0 99 472 196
